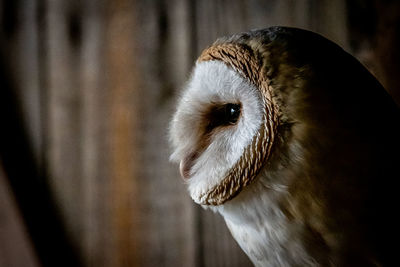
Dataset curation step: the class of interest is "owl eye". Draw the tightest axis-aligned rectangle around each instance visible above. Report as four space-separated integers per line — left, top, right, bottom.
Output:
225 103 241 124
206 103 241 131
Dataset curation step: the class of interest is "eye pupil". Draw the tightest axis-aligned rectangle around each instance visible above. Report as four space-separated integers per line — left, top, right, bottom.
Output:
225 103 241 124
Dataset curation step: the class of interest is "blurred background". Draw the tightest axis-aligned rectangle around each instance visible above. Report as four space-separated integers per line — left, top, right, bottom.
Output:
0 0 399 266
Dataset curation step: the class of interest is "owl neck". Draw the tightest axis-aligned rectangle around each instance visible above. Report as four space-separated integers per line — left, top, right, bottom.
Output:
214 173 319 266
213 151 382 266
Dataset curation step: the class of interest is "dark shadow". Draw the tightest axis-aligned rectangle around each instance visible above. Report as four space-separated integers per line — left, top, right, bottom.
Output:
0 42 83 267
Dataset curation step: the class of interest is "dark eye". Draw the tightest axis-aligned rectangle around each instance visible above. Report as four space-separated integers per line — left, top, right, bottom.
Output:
206 103 241 131
224 103 241 124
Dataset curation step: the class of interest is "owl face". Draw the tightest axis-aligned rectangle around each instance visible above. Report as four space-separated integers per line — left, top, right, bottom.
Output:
170 60 264 204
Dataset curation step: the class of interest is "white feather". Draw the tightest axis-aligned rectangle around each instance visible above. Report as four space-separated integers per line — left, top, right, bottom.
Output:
170 61 263 203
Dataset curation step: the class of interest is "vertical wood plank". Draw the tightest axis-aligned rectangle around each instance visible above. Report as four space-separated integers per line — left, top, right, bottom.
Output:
45 0 84 254
104 0 140 266
14 0 42 166
80 0 113 266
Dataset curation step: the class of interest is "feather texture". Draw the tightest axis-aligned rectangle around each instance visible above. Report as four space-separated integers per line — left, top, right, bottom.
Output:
169 27 400 266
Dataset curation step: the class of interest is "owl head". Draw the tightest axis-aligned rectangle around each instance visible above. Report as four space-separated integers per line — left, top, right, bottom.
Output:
169 26 400 208
170 41 280 205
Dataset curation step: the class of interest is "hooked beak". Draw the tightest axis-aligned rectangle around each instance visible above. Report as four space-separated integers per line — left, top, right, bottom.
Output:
179 152 198 180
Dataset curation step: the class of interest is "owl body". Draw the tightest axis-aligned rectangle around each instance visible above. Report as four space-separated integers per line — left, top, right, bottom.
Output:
170 27 400 266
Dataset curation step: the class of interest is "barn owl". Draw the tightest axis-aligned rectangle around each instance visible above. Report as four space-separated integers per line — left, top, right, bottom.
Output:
169 27 400 266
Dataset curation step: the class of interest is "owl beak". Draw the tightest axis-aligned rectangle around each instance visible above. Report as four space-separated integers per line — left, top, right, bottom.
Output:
179 159 190 180
179 152 197 180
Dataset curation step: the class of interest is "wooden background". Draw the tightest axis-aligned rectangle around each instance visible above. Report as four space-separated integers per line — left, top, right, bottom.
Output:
0 0 399 267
